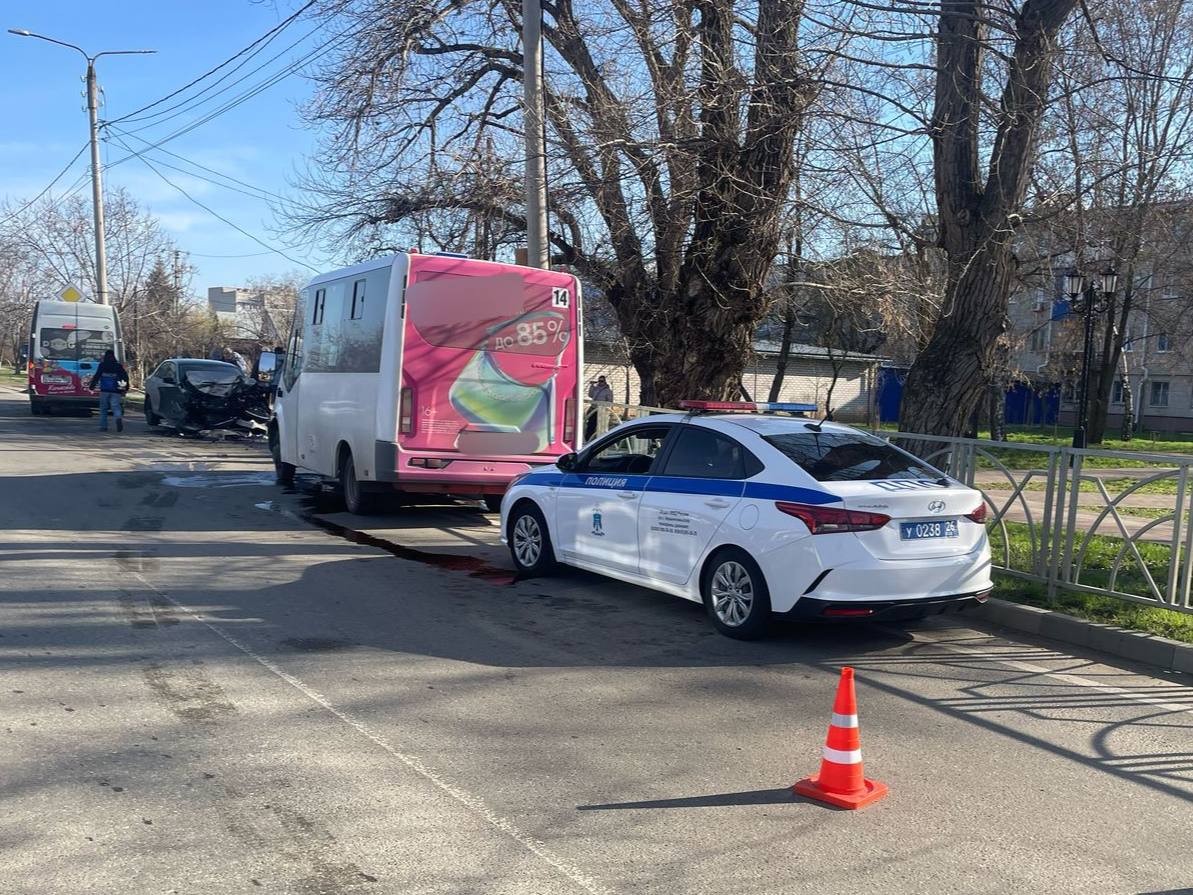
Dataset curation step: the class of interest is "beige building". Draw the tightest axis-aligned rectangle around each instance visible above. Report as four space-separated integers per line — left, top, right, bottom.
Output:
584 340 885 423
207 286 294 347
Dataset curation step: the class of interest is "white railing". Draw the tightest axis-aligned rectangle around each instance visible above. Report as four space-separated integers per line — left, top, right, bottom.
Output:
583 400 1193 614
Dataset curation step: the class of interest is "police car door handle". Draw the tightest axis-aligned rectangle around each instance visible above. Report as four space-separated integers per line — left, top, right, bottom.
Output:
616 491 638 500
704 498 731 508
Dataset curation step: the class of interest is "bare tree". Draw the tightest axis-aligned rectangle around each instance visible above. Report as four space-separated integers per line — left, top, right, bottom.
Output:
290 0 831 405
0 188 190 382
1039 0 1193 442
898 0 1080 435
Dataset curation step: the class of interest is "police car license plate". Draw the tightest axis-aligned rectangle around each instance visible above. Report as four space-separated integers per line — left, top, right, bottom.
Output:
900 520 960 540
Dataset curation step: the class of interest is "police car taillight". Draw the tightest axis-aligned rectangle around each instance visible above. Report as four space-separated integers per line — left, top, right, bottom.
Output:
965 503 988 523
775 502 891 534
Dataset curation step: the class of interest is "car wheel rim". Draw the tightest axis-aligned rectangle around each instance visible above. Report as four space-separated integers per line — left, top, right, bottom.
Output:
711 560 754 627
513 515 542 567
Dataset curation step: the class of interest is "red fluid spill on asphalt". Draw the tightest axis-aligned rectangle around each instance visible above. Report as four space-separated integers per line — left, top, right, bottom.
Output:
293 497 516 585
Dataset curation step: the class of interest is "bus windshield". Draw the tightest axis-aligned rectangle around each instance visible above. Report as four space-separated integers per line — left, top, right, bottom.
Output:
38 327 115 362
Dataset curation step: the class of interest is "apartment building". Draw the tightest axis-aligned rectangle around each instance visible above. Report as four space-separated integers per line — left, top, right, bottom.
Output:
1008 271 1193 433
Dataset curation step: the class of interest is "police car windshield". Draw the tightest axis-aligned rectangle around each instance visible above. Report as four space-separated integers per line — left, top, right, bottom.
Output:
763 430 940 482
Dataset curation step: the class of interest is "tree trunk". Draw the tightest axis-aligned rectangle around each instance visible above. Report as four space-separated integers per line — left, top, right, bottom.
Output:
1120 376 1134 441
901 243 1014 435
902 0 1076 436
824 363 841 418
989 382 1006 441
651 302 762 406
767 303 797 403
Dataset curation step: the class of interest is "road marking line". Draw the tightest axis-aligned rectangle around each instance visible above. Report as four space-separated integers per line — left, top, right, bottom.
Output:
130 570 615 895
907 630 1193 715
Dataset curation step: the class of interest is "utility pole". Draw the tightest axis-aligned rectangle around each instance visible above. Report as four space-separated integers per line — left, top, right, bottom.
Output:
85 60 109 305
7 29 155 305
522 0 549 269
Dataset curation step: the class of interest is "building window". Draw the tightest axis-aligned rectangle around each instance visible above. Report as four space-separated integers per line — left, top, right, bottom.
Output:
1111 379 1124 405
312 288 326 325
1123 326 1135 351
1149 380 1169 408
351 279 366 320
1157 332 1171 352
1029 325 1049 352
1062 382 1077 404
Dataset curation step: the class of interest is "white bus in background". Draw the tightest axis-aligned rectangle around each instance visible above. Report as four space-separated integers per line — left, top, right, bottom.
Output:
271 252 583 513
27 299 123 415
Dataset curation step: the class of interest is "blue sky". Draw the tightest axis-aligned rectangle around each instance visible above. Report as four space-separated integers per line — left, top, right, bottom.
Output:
1 0 333 291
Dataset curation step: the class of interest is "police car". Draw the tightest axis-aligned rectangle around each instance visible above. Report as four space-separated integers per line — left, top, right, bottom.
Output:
500 401 993 639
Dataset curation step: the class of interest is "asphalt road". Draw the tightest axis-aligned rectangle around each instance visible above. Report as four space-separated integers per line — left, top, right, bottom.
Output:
1 387 1192 895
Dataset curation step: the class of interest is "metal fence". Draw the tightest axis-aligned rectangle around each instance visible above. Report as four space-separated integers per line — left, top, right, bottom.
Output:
886 433 1193 614
584 400 1193 614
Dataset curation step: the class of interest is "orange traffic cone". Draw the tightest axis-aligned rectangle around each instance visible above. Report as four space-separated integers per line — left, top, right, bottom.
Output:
793 666 888 809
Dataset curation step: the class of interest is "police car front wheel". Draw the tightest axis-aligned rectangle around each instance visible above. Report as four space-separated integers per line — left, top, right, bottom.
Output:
701 548 771 639
508 503 556 575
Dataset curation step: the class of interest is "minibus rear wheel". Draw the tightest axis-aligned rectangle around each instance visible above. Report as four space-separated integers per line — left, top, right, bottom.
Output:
340 450 376 515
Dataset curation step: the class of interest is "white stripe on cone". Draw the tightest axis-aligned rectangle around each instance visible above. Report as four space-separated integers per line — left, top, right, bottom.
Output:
830 712 859 728
822 746 862 764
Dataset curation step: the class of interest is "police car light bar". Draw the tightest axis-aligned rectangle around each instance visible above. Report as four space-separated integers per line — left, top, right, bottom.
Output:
679 400 818 414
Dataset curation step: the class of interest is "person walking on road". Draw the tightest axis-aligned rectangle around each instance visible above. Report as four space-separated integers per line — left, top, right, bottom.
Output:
89 350 130 433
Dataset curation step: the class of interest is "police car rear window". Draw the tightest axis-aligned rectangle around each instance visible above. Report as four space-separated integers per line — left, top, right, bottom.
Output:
762 431 939 482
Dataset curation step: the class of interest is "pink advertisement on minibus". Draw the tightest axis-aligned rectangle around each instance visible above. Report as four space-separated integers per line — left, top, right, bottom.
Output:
399 255 581 463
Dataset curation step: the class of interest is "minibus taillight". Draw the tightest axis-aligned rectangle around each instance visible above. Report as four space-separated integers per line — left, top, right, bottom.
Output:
563 397 576 444
775 502 891 535
399 387 414 435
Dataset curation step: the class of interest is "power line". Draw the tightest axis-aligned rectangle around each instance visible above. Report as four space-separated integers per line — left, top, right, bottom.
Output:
116 16 330 136
104 0 317 127
102 23 358 168
0 141 89 226
106 124 296 206
110 133 319 272
187 250 279 258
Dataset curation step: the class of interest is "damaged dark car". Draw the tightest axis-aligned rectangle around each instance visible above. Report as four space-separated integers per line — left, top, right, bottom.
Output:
143 358 272 435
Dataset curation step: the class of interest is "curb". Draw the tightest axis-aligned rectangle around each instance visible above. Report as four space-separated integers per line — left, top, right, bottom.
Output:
975 597 1193 675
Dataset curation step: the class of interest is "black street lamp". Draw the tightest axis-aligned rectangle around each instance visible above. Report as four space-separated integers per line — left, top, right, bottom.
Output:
1063 265 1119 449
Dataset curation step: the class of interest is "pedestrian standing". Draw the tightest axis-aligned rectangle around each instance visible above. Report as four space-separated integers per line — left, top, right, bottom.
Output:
89 350 130 433
585 375 615 439
588 375 614 403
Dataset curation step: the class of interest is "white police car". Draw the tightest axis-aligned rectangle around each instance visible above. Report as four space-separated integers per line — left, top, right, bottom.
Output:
500 401 993 639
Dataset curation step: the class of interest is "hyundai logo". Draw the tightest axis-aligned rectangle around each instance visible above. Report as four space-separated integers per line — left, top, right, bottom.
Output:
927 499 947 514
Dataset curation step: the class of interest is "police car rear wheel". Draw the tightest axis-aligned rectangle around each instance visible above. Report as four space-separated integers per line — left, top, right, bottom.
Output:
702 549 771 640
509 504 555 575
144 398 161 427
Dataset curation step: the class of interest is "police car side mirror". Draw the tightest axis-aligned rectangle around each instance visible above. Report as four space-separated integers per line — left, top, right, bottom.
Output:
556 452 577 472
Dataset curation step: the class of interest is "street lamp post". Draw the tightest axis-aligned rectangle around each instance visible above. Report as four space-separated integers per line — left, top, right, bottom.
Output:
1063 265 1119 449
8 29 155 306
